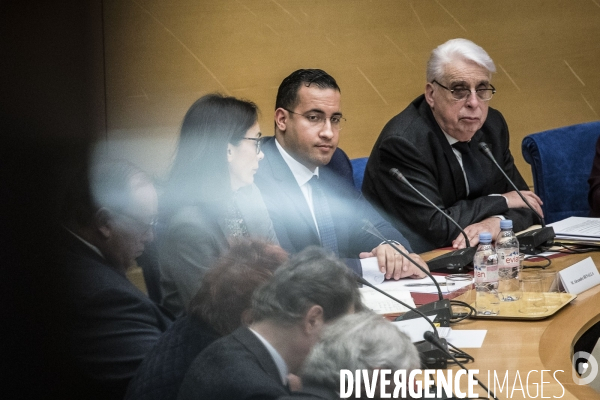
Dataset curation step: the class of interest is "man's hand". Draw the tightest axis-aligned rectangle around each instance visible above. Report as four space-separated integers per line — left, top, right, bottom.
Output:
359 243 429 280
503 190 544 217
452 217 501 249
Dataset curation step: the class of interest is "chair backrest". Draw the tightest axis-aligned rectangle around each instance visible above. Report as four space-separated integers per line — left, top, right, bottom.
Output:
350 157 369 190
521 121 600 223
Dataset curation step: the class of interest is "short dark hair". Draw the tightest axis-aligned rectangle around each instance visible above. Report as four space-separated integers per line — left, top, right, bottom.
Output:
251 247 360 325
163 93 259 212
188 238 288 335
275 69 340 111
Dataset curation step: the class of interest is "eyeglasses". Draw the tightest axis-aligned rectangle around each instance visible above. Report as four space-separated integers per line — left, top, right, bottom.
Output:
243 137 263 154
116 211 158 234
432 80 496 101
283 109 346 131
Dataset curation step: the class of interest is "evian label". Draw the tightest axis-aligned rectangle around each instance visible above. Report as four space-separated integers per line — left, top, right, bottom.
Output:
497 248 520 269
474 263 498 283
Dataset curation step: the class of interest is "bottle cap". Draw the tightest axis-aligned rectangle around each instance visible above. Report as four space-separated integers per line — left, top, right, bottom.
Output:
479 232 492 243
500 220 513 230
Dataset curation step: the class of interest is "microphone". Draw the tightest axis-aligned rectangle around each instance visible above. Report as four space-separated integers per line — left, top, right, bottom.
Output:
424 331 498 400
388 168 476 272
478 142 555 254
361 220 452 328
355 275 439 336
355 274 448 370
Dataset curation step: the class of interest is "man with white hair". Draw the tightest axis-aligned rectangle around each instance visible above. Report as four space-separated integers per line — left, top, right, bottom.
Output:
277 312 420 400
363 38 542 251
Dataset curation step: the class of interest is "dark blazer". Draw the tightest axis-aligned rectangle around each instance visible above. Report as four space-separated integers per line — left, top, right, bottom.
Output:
362 95 539 250
125 316 220 400
159 184 278 316
177 327 290 400
278 386 340 400
589 136 600 217
58 231 173 400
254 137 412 263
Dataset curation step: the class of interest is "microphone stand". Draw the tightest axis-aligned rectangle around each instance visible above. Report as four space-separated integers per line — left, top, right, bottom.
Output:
478 142 555 254
355 274 449 370
389 168 476 272
424 331 498 400
361 220 452 328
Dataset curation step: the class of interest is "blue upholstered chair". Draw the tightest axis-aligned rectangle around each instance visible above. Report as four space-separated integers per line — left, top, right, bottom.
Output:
350 157 369 190
521 121 600 224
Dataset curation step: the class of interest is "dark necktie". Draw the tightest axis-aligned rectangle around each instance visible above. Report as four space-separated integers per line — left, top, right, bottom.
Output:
452 141 485 199
309 176 339 256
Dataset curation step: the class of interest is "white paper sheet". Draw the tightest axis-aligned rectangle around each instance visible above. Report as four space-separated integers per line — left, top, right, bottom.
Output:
550 217 600 238
359 257 385 284
360 287 415 314
377 275 449 294
445 329 487 348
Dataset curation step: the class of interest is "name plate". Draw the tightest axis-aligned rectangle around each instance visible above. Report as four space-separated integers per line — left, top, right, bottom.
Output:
558 256 600 294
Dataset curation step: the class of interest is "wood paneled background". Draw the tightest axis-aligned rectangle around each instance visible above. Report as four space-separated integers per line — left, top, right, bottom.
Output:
102 0 600 187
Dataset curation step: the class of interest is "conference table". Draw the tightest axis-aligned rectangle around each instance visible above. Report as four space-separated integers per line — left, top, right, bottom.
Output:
418 249 600 400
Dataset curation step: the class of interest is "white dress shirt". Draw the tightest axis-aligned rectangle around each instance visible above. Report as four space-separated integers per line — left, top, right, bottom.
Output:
249 328 289 385
275 139 321 238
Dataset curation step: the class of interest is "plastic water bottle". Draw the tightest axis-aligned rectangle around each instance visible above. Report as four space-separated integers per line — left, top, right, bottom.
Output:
474 232 500 316
496 220 521 302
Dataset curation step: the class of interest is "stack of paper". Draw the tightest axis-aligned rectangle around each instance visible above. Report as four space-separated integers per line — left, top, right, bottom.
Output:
549 217 600 246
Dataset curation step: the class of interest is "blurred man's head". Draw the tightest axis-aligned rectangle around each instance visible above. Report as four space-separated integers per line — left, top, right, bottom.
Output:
251 246 361 373
188 238 288 335
64 160 158 271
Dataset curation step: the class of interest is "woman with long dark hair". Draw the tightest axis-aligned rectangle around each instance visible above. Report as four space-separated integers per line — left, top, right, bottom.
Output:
159 93 278 315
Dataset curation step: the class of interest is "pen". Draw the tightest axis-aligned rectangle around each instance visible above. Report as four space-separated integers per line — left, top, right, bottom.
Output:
404 282 448 287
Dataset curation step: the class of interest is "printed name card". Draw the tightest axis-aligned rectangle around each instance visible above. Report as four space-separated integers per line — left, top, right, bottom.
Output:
558 256 600 294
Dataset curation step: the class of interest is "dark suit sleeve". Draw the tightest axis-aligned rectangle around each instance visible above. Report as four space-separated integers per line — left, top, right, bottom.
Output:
325 151 413 255
159 211 225 316
589 137 600 217
348 192 413 253
375 135 508 247
70 287 168 391
366 106 538 248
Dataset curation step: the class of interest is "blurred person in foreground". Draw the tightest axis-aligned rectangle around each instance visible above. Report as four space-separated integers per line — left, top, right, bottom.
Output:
255 68 427 280
177 246 362 400
363 38 542 252
125 238 288 400
278 312 420 400
58 160 173 400
159 93 278 316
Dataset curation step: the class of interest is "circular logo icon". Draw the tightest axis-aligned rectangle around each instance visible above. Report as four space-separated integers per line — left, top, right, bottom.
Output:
572 351 598 385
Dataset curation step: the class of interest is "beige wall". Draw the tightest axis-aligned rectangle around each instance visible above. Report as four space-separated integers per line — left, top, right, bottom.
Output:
103 0 600 187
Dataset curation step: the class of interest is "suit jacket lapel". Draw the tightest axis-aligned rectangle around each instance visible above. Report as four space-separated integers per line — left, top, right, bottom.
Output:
232 327 284 385
260 138 320 240
421 103 468 203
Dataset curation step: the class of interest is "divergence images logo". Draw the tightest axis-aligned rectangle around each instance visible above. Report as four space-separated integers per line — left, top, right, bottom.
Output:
572 351 598 385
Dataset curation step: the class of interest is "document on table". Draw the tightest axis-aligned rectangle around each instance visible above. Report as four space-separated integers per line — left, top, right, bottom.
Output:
393 316 487 348
550 217 600 241
360 287 415 314
378 275 449 294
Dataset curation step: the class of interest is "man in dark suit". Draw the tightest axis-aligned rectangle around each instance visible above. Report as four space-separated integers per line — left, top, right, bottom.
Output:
363 39 543 251
177 247 361 400
58 160 173 399
255 69 427 280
